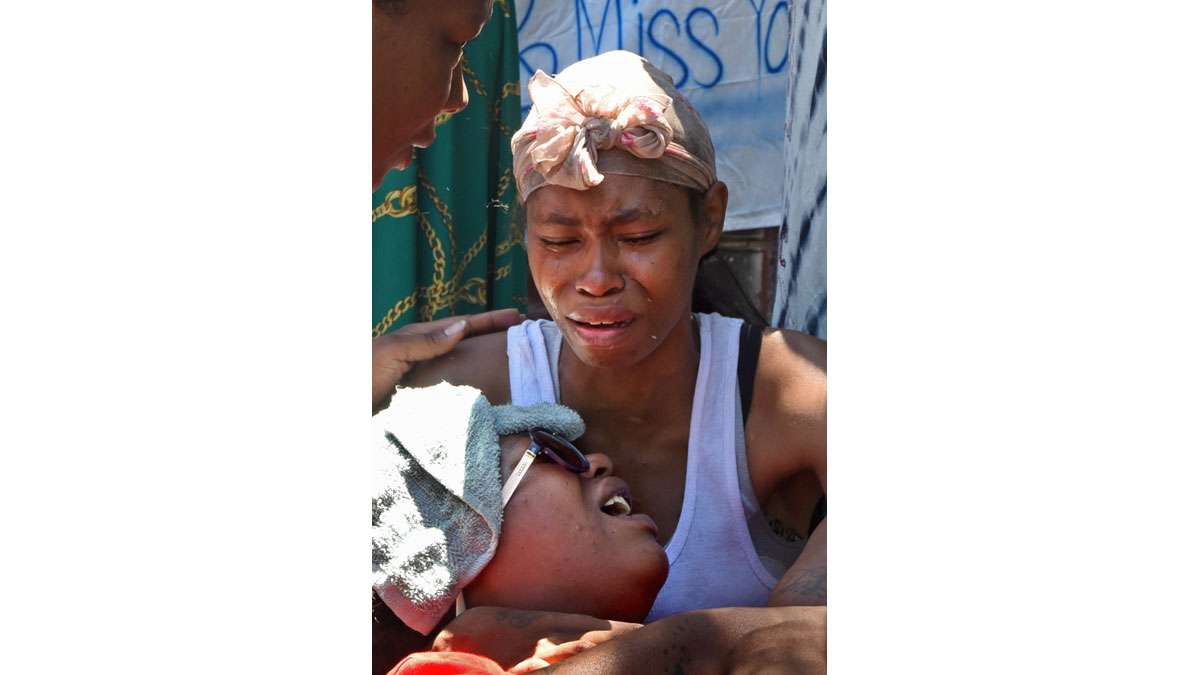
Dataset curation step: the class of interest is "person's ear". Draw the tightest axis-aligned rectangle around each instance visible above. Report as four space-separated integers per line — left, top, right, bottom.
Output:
697 182 727 255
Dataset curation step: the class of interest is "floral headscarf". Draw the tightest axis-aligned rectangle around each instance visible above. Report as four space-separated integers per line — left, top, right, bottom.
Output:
511 50 718 202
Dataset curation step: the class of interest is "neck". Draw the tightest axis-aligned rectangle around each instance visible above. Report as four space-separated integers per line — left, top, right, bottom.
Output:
559 311 701 420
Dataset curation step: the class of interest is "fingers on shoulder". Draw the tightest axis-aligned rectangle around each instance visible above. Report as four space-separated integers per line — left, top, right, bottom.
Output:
466 308 523 335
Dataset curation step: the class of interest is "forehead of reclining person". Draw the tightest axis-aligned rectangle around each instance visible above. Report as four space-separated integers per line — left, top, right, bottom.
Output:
464 433 668 622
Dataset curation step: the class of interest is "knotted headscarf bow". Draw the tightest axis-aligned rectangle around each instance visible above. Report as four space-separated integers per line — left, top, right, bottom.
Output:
511 50 718 202
518 71 673 190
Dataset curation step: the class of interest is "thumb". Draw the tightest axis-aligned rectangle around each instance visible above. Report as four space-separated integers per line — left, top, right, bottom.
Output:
424 318 469 354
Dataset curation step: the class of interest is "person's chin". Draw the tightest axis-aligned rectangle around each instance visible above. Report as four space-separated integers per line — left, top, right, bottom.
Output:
626 527 670 586
622 553 670 621
393 144 414 171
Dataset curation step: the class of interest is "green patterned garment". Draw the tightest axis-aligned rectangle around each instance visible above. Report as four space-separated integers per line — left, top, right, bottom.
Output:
372 0 526 337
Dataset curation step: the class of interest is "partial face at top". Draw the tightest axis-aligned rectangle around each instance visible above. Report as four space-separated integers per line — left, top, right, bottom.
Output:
465 434 669 622
525 174 727 369
372 0 493 185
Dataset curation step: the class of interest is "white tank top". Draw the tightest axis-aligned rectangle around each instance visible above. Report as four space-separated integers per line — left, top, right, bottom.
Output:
506 313 779 621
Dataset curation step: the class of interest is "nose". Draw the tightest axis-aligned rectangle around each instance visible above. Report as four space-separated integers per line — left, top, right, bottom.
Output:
583 452 612 479
574 241 624 298
444 61 469 115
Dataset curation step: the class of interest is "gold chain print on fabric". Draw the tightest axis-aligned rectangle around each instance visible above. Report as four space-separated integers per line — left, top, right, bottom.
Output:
374 290 419 337
418 169 459 283
489 167 514 216
372 185 418 223
492 81 520 138
373 183 515 336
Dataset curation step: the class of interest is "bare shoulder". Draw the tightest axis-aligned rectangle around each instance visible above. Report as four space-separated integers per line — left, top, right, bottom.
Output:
759 328 826 386
745 328 827 491
758 328 826 413
405 330 511 403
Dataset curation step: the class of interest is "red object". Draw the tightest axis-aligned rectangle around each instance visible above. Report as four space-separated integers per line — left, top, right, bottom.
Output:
387 651 508 675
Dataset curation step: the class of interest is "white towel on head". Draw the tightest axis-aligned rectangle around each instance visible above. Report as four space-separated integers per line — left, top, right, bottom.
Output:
372 383 502 635
372 382 585 635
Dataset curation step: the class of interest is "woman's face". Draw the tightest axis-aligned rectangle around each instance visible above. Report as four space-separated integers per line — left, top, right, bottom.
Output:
465 434 669 622
524 174 725 369
372 0 492 183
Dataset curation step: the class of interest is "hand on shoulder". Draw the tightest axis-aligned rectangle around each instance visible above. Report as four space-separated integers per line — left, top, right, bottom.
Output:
373 309 521 413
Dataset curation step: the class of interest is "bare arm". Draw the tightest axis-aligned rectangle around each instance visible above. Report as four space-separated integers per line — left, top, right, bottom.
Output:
747 328 827 495
543 606 826 675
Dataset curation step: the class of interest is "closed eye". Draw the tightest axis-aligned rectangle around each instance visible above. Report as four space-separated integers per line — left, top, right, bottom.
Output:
620 231 663 245
538 237 579 248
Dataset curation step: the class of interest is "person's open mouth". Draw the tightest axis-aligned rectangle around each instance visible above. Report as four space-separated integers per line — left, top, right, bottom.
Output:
600 486 634 516
566 309 637 346
597 481 658 537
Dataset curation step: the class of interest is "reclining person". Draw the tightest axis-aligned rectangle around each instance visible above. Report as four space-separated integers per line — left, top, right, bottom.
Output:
374 382 825 673
373 382 669 673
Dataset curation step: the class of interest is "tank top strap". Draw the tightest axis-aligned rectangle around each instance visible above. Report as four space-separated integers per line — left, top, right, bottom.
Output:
679 313 746 548
505 319 560 405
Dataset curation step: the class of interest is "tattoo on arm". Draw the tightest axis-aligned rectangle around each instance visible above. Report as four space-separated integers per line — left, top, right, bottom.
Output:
773 567 827 605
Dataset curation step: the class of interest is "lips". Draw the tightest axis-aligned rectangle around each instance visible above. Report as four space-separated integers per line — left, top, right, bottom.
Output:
567 307 636 326
600 486 633 516
565 308 637 348
595 477 659 537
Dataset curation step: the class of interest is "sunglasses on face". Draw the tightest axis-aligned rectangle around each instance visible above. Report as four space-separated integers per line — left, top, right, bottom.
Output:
500 428 591 506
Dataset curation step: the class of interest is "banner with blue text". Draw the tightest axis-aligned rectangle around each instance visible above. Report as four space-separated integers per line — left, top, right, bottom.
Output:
515 0 790 231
